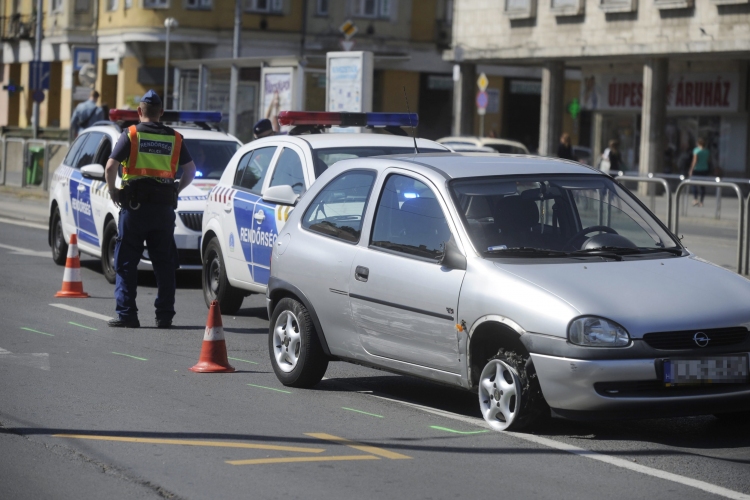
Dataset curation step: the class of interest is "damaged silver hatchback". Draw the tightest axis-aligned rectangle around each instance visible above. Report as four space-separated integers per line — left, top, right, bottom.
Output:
266 153 750 431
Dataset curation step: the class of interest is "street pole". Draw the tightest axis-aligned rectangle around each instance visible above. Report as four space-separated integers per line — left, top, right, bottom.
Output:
31 0 43 139
228 0 241 136
163 17 178 108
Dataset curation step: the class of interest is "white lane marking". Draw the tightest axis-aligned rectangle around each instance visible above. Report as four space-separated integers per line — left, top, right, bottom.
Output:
50 304 112 322
0 217 47 231
0 243 49 258
367 394 750 500
0 347 50 370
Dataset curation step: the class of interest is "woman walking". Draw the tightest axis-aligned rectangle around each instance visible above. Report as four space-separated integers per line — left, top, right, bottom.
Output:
689 138 710 207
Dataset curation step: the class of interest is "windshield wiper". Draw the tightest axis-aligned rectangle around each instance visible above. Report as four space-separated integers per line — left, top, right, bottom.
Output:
635 247 684 256
485 247 568 257
575 246 684 256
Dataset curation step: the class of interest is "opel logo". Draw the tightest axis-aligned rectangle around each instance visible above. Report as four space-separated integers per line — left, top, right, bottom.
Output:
693 332 710 347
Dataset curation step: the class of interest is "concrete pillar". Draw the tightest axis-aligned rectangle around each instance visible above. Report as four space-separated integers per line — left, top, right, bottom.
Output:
452 63 476 136
539 61 564 157
639 58 668 177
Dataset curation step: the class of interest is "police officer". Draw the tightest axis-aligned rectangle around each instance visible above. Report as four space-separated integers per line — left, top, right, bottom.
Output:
253 118 276 139
104 90 197 328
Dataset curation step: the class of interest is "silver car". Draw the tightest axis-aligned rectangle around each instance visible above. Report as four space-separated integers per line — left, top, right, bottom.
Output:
266 153 750 431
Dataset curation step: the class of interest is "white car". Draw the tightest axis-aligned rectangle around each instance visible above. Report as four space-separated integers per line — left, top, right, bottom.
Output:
201 111 450 313
48 111 241 283
437 136 530 155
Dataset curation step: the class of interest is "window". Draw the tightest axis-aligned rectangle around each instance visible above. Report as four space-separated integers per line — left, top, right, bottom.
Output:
245 0 283 13
504 0 536 19
143 0 169 8
351 0 392 18
63 135 89 168
51 0 64 12
302 170 376 243
74 0 89 12
598 0 636 13
234 147 276 194
315 0 328 15
124 0 132 9
106 0 117 11
94 138 112 166
371 175 451 260
75 132 104 169
311 146 447 177
653 0 693 9
185 0 211 9
180 140 239 179
270 148 306 195
550 0 584 16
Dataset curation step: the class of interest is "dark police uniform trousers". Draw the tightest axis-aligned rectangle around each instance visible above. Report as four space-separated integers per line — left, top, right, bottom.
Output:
114 199 178 322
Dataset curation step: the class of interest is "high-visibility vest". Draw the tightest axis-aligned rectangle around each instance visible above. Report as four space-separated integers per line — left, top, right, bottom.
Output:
121 125 182 182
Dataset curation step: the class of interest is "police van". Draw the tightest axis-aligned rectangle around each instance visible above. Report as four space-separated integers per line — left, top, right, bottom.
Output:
201 111 450 313
49 110 241 283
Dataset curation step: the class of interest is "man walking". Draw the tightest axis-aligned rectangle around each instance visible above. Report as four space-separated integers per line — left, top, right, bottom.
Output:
70 90 105 137
104 90 196 328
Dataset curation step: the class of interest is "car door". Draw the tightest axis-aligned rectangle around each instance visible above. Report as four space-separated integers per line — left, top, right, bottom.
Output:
69 132 105 251
228 145 279 283
88 135 113 236
56 134 90 236
348 172 465 373
252 146 308 285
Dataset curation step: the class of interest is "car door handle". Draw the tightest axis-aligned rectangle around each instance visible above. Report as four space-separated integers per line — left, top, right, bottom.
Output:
355 266 369 282
254 210 265 222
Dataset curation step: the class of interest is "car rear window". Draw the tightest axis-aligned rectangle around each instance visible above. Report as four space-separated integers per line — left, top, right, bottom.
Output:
178 139 240 180
311 146 447 177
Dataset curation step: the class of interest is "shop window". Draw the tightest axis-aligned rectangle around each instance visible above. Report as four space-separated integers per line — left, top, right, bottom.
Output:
504 0 536 20
51 0 64 13
598 0 636 13
245 0 283 13
106 0 117 11
550 0 584 16
316 0 328 16
143 0 169 8
653 0 693 9
351 0 393 19
124 0 131 8
74 0 89 12
185 0 211 9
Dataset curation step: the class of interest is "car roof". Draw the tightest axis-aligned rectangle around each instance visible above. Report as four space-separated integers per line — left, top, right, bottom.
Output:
248 133 450 150
80 123 241 144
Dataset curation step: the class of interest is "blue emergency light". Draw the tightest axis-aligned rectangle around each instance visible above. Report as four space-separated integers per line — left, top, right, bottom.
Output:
109 109 222 123
278 111 418 128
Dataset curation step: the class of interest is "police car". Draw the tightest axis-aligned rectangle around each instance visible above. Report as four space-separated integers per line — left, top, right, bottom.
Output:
201 111 450 313
49 110 241 283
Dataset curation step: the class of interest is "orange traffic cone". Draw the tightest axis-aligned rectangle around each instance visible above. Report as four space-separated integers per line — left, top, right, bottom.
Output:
190 300 235 373
55 233 89 298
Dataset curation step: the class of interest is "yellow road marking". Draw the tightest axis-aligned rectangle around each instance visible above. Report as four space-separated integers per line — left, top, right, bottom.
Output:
227 455 379 466
53 434 325 453
305 433 412 460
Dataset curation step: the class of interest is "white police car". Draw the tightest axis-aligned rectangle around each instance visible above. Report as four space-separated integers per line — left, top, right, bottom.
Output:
201 111 450 313
49 110 241 283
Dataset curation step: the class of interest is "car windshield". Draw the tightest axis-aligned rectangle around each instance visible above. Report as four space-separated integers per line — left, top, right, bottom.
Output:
311 146 447 177
177 139 240 180
449 175 680 257
487 144 526 154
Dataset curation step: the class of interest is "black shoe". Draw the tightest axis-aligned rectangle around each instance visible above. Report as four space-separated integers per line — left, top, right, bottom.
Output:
155 318 172 329
108 317 140 328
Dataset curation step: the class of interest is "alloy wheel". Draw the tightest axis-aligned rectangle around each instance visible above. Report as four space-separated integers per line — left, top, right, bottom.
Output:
478 358 521 431
273 310 301 373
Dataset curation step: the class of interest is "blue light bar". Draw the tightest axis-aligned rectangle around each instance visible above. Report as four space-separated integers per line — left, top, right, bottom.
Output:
278 111 418 128
162 110 223 123
365 113 419 128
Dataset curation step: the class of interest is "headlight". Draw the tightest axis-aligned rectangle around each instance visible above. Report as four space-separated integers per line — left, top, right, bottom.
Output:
568 316 630 347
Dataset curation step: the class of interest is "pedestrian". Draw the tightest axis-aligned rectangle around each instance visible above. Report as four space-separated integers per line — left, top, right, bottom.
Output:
689 137 711 207
70 90 104 137
599 139 622 173
557 132 575 161
104 90 197 328
253 118 276 139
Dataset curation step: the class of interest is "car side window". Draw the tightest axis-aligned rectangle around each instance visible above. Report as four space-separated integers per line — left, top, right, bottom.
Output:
302 170 377 243
269 148 305 195
76 132 103 169
371 174 451 260
234 146 276 194
94 137 112 166
63 134 89 167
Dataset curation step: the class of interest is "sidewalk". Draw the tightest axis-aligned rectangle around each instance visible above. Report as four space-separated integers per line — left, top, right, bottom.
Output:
0 186 48 224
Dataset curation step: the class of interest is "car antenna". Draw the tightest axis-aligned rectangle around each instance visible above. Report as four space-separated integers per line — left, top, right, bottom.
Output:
403 86 419 154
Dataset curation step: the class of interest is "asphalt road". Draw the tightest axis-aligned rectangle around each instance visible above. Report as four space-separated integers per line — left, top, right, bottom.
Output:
2 217 750 500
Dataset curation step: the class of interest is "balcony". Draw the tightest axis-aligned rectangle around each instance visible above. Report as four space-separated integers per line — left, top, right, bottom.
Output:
1 14 35 41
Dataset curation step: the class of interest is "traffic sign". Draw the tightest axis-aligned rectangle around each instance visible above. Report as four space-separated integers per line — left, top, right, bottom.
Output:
341 39 355 51
33 89 45 103
476 90 488 109
477 72 489 92
339 19 358 40
29 61 50 90
2 83 23 95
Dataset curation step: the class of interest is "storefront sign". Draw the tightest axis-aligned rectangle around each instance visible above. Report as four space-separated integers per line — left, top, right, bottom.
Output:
581 72 739 112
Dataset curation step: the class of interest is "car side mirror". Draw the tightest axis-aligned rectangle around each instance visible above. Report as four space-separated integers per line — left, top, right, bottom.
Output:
262 185 299 206
80 163 105 180
439 234 467 271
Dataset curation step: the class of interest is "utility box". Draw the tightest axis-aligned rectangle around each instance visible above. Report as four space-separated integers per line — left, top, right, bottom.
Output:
326 51 374 133
26 145 45 186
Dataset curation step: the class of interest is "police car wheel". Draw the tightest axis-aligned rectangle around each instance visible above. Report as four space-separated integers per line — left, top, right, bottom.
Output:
101 220 118 284
269 297 328 388
51 208 68 266
202 238 244 314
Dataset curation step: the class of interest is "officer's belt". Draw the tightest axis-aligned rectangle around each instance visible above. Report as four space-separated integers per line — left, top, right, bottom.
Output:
123 180 177 207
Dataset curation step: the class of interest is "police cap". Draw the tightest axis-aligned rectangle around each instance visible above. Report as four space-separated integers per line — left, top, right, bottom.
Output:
140 90 162 106
253 118 273 137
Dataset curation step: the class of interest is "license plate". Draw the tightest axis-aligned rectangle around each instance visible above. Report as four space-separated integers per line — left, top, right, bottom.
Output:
663 355 749 385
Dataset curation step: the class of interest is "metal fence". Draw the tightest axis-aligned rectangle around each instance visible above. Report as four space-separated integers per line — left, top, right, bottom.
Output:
0 137 70 190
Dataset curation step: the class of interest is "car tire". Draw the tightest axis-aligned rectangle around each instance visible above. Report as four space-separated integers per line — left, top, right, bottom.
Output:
268 297 328 388
478 349 548 431
202 238 244 314
51 208 68 265
101 220 118 284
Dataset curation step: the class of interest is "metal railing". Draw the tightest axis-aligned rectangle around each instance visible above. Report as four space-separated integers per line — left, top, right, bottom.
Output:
0 137 70 190
614 174 672 230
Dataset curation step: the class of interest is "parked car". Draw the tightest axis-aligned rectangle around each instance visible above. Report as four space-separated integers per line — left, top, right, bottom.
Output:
437 136 530 155
200 111 450 313
266 152 750 431
48 111 241 283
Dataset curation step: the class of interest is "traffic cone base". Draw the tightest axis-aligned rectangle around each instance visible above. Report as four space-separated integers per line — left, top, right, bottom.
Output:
55 233 89 298
190 300 235 373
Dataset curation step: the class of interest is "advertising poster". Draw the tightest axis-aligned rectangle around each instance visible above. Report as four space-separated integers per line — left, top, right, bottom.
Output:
328 56 363 112
261 68 294 134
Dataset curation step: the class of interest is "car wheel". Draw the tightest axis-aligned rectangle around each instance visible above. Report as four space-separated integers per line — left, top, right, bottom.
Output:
101 220 118 284
51 208 68 265
713 411 750 424
202 238 244 314
478 349 548 431
269 297 328 388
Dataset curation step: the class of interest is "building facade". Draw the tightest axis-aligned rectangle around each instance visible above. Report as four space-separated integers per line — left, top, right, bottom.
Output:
448 0 750 176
